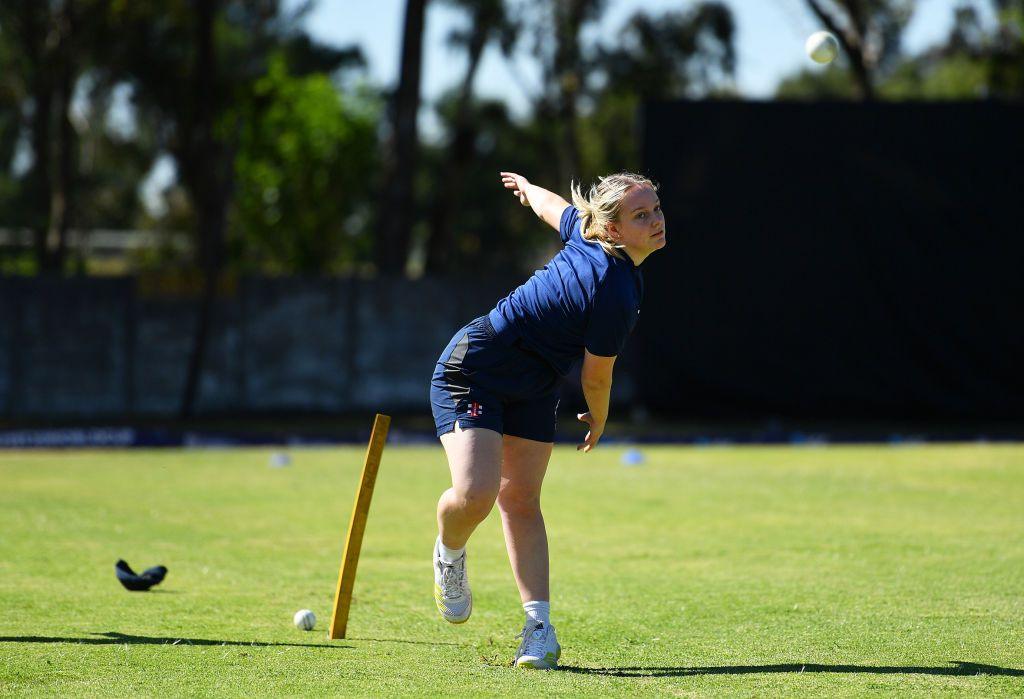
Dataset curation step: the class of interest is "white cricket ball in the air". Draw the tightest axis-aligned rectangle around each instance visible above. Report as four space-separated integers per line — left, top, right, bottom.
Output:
805 31 839 64
293 609 316 631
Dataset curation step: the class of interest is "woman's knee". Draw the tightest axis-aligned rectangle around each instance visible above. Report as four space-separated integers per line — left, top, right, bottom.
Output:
451 482 499 520
441 426 503 521
497 484 542 518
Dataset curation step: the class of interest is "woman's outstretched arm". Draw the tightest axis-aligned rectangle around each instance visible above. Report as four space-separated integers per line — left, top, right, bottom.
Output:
500 172 570 232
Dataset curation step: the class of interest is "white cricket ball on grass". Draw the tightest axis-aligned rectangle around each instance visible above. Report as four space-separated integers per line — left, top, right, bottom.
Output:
293 609 316 631
805 31 839 64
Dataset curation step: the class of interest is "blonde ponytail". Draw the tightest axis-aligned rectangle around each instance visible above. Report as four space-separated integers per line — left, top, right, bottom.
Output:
570 172 656 259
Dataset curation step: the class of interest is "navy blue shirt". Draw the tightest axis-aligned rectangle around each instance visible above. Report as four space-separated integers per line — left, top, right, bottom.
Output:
488 206 644 376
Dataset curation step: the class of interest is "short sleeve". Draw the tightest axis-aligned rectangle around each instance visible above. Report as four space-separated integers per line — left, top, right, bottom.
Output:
559 206 580 244
584 276 638 357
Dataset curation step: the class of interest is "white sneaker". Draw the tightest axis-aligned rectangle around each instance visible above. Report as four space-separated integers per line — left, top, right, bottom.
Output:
433 538 472 623
514 622 561 669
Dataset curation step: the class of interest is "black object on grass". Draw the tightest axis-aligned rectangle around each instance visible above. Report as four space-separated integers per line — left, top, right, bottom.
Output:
115 559 168 591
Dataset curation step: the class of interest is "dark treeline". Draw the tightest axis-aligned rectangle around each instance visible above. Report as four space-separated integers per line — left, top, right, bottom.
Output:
0 0 737 280
0 0 1020 280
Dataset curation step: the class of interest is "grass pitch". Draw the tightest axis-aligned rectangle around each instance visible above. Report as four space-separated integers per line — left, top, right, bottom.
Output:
1 444 1022 696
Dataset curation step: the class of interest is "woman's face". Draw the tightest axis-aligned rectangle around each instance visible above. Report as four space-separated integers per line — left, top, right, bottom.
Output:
608 185 666 263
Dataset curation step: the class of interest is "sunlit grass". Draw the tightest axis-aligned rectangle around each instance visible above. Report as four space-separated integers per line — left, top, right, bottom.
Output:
1 445 1022 696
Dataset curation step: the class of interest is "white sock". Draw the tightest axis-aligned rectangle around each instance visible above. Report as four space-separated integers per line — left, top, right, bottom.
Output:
523 600 550 627
437 537 464 564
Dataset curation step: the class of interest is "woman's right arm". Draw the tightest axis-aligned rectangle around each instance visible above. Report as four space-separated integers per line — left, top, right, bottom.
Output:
577 350 616 453
500 172 570 232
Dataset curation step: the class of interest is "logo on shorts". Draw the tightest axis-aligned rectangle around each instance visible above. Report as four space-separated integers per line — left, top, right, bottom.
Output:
467 401 483 418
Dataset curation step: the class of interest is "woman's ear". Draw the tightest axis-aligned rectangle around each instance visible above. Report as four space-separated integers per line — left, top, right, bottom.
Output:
607 222 620 240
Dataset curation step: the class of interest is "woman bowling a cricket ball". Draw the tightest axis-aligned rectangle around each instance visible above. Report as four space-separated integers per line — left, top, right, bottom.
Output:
429 171 666 669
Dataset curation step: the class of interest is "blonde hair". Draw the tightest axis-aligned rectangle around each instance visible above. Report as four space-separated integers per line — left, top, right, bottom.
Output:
571 172 657 259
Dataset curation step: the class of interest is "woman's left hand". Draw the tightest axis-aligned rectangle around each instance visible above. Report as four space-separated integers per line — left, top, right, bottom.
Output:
577 412 604 453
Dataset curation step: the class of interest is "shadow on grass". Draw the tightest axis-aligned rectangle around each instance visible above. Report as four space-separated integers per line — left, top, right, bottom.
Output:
0 631 348 650
347 636 462 647
558 661 1023 678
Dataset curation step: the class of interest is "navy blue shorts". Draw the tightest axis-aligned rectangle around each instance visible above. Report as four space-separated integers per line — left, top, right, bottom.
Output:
430 316 561 442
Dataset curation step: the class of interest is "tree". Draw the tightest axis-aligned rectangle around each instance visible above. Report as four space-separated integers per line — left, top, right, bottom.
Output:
802 0 914 100
414 3 736 278
881 4 992 99
550 0 604 184
594 3 735 101
778 0 1024 101
0 0 99 274
375 0 429 275
775 63 861 100
97 0 361 416
178 0 233 419
421 96 561 274
521 0 606 185
0 6 34 269
425 0 519 274
231 56 378 274
500 0 606 188
0 2 162 273
987 0 1024 99
886 0 1023 99
584 3 736 172
72 82 154 235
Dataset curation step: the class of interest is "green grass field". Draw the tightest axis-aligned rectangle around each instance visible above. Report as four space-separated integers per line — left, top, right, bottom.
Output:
1 444 1022 696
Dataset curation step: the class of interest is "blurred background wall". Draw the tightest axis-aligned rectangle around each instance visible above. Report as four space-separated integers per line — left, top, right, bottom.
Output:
0 275 523 418
0 0 1021 433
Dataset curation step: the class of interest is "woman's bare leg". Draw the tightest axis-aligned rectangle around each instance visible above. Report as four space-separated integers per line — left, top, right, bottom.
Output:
437 425 503 549
497 434 554 602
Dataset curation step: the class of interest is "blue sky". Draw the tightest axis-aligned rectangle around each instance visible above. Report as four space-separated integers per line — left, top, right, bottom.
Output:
291 0 993 110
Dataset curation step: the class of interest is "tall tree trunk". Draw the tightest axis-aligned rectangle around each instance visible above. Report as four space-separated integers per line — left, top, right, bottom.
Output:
553 0 587 184
49 0 77 274
425 22 488 275
374 0 428 275
23 3 54 272
180 0 232 419
30 84 53 271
